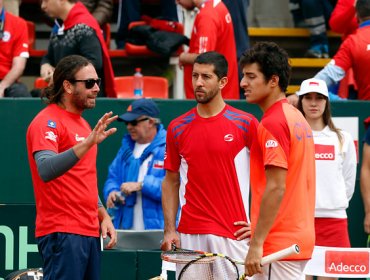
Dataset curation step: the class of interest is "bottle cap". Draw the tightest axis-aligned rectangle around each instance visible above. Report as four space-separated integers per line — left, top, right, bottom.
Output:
135 67 141 72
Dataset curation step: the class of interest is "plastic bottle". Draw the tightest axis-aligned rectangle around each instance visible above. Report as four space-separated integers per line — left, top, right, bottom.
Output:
133 67 143 98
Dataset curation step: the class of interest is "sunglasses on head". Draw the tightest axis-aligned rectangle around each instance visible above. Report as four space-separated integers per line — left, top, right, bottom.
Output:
69 78 101 89
123 117 150 126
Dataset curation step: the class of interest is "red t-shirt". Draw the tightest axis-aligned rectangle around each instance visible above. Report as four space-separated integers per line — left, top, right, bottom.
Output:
332 25 370 100
250 100 316 260
165 104 259 239
0 11 29 79
184 0 239 100
26 104 99 238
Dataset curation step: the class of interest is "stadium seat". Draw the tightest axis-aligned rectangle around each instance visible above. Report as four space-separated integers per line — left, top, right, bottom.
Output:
34 77 49 89
26 21 47 57
114 76 169 98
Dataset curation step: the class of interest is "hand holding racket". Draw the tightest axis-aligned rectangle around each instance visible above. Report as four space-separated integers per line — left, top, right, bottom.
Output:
241 244 300 279
160 244 299 280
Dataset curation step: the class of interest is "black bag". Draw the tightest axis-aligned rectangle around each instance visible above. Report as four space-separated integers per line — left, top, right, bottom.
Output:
5 268 43 280
126 25 155 46
146 30 189 57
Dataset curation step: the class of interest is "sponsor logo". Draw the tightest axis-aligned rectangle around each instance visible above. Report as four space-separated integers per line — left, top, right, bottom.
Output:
325 251 369 275
315 144 335 160
45 131 57 142
265 140 278 148
2 31 10 42
47 120 56 128
153 160 164 169
224 134 234 142
75 134 85 142
225 13 232 23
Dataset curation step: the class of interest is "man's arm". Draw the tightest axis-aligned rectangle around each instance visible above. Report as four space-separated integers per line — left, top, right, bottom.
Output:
161 170 180 251
244 166 286 276
0 57 27 97
179 52 199 66
361 141 370 233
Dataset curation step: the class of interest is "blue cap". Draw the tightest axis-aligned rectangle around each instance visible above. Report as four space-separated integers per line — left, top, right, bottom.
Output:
118 98 160 122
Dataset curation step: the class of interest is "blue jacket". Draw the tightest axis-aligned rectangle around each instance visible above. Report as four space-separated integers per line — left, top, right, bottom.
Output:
103 124 166 229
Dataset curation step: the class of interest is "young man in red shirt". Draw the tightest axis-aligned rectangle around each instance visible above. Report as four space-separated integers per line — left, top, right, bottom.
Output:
240 42 316 279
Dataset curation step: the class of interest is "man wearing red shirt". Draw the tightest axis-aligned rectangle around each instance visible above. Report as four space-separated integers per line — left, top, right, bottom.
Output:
177 0 239 99
315 0 370 100
161 52 258 275
27 55 117 280
0 0 30 98
240 42 315 279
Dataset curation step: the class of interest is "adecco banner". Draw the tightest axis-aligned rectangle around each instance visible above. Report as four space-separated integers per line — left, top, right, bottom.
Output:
332 117 359 161
304 246 370 278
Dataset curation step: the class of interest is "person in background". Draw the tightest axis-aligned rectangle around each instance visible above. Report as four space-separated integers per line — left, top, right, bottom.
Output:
289 0 333 58
26 55 117 280
329 0 358 99
103 98 168 230
161 51 258 274
240 41 315 279
80 0 113 27
314 0 370 100
223 0 251 99
176 0 240 100
40 0 116 97
360 118 370 237
297 78 357 280
0 0 31 97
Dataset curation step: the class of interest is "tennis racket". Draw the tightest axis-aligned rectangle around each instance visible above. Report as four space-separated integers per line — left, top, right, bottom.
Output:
161 244 300 280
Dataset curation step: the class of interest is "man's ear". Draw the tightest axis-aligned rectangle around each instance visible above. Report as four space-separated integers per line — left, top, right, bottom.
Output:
63 80 73 94
219 76 228 90
270 75 280 88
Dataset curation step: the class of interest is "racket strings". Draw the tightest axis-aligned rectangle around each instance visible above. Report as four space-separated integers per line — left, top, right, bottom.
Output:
178 256 239 280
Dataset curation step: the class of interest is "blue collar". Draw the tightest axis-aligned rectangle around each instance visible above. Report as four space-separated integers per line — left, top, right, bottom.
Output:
359 19 370 28
0 8 5 23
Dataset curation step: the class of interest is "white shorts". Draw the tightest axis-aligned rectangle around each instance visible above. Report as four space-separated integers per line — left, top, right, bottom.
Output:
178 233 249 278
251 260 308 280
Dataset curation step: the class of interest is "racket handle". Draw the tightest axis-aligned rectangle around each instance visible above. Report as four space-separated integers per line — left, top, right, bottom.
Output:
261 244 300 265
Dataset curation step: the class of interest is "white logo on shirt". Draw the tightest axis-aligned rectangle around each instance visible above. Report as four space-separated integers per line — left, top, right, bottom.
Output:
224 134 234 142
265 140 278 148
75 134 85 142
2 31 10 42
367 44 370 51
45 131 57 142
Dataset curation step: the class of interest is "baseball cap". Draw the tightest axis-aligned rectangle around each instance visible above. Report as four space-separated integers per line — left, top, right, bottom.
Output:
118 98 160 122
297 78 329 98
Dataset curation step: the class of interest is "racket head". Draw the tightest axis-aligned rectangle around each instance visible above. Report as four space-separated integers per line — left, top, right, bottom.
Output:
161 249 204 264
178 254 240 280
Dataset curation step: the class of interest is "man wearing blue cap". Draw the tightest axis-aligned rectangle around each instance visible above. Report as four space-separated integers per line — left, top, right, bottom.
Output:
103 98 167 230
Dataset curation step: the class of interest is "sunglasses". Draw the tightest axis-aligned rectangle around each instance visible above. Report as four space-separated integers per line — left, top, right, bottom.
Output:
123 117 150 126
69 78 101 89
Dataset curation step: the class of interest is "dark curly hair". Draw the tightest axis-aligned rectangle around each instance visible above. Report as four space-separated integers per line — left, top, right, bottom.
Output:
239 41 291 92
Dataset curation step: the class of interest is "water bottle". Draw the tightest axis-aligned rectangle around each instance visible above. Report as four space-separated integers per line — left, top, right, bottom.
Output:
133 67 143 98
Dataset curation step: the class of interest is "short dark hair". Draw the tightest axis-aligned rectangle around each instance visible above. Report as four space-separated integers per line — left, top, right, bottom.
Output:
194 51 228 80
42 55 91 104
239 42 291 92
356 0 370 19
